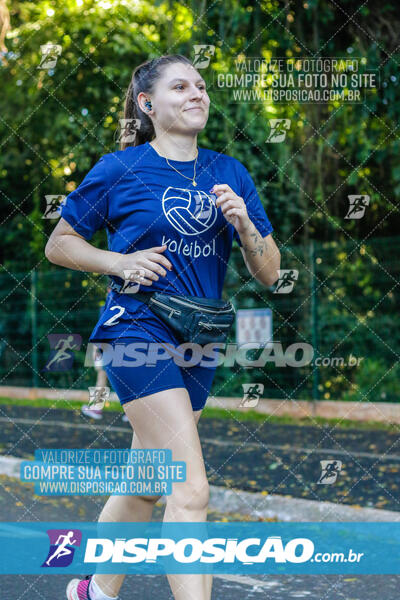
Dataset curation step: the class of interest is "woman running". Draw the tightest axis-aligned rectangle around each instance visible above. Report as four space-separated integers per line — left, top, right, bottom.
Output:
45 54 280 600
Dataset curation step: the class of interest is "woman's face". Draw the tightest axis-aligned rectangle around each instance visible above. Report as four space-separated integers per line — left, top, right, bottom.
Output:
148 61 210 135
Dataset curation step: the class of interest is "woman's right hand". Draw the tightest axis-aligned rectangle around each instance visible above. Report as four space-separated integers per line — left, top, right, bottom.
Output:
111 244 173 286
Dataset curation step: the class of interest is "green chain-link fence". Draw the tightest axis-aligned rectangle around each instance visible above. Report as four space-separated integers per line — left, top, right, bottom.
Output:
1 236 399 403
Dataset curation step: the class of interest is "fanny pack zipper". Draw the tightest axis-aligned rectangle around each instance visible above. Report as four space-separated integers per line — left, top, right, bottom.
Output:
198 321 232 330
150 297 182 318
167 296 234 314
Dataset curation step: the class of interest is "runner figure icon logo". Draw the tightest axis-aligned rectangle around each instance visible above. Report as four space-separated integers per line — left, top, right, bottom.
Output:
317 460 342 485
345 194 370 219
239 383 264 408
162 186 217 236
192 44 215 69
43 194 66 219
273 269 299 294
266 119 291 143
88 386 110 410
42 529 82 567
43 334 82 372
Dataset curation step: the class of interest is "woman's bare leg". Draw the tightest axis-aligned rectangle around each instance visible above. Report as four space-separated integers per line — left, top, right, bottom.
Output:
177 407 212 600
92 399 209 599
95 366 108 388
94 426 162 597
124 389 212 600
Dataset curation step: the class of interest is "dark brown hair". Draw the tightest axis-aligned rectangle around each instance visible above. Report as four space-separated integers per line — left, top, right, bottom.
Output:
120 54 194 150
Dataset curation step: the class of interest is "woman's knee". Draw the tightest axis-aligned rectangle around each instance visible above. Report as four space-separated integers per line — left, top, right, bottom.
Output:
126 493 162 506
169 476 210 511
142 493 163 504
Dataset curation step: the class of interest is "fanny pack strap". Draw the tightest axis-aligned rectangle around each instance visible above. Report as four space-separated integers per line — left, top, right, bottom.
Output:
108 279 191 308
108 279 233 312
108 278 153 303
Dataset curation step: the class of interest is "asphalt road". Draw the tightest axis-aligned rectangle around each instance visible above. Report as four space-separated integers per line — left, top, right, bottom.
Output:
1 404 399 598
1 404 399 510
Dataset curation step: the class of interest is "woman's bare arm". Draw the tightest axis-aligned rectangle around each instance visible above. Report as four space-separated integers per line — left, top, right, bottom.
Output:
45 218 173 285
45 217 122 276
239 224 281 287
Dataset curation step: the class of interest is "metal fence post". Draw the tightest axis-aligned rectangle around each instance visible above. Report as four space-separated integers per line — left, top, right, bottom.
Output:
309 241 319 411
30 270 39 388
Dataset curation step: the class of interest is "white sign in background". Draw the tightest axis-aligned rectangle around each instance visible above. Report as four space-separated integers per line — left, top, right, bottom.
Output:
236 308 273 348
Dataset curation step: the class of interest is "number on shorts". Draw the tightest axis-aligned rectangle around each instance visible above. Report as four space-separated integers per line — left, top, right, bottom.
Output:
103 305 125 327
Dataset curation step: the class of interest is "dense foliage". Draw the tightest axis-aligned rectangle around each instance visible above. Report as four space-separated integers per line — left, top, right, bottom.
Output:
1 0 399 402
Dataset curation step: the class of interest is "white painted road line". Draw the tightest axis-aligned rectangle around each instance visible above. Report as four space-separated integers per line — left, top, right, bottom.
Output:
2 416 400 461
1 455 399 522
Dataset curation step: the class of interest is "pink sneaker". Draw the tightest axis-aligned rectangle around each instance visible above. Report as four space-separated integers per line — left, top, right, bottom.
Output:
66 575 92 599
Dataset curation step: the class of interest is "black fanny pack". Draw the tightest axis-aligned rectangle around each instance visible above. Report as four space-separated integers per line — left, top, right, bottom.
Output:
109 281 235 345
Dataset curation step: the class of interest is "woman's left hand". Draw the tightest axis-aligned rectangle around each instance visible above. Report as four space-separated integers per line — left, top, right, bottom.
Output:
211 184 252 235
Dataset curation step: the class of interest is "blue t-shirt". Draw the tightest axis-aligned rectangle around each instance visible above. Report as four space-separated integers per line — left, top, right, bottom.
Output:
60 141 273 340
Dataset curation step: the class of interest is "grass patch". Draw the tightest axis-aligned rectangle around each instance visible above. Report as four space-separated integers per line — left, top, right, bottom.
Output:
0 396 398 431
202 407 400 431
0 396 123 413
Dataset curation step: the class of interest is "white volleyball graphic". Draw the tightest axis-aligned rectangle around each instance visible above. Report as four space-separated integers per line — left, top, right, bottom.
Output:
162 186 217 235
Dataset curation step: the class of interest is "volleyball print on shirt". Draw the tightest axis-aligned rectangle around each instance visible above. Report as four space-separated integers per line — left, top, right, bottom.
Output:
162 186 218 236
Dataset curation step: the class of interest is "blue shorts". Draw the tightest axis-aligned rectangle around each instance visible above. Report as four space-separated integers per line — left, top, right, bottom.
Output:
92 295 218 411
103 340 217 410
